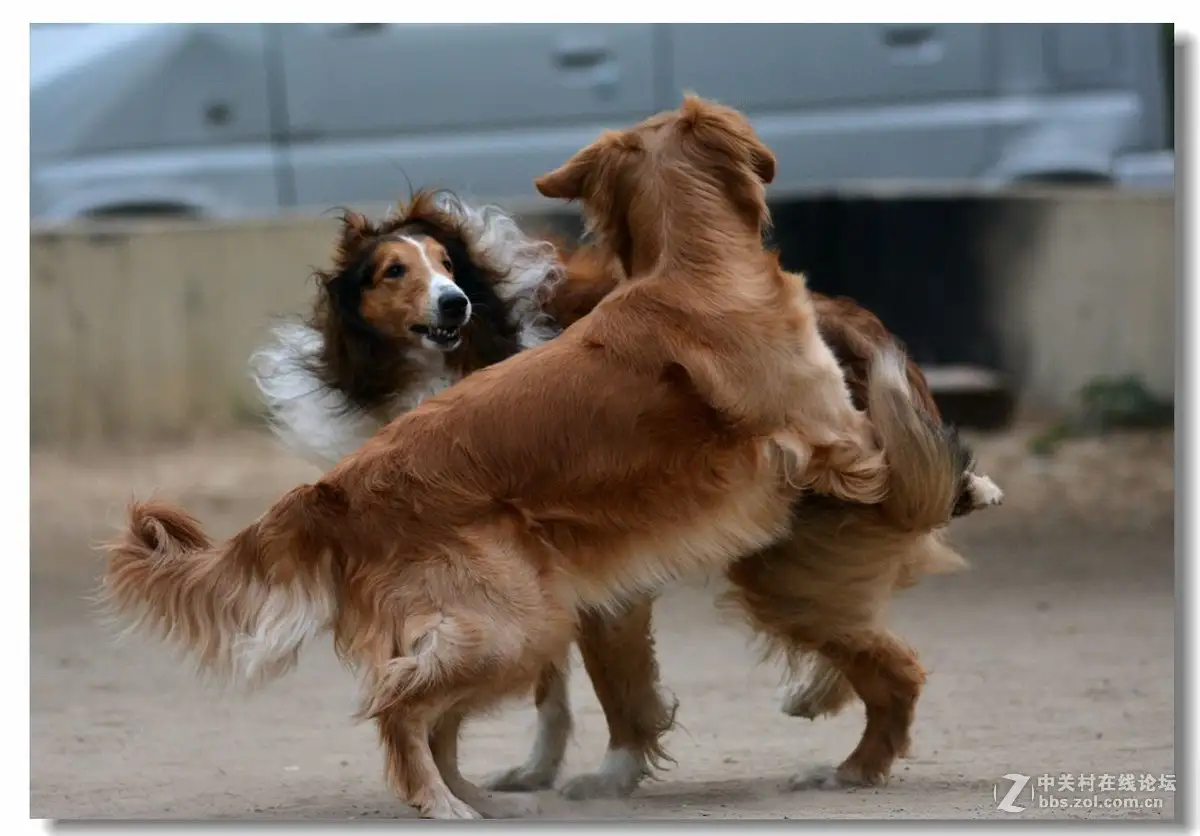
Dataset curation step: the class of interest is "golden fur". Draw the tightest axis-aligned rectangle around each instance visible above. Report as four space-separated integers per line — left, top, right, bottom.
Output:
498 311 983 798
101 96 896 819
486 120 1000 797
499 202 986 798
287 196 994 799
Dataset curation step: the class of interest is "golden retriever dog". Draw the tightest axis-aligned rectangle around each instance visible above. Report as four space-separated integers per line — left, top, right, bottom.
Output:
490 292 1003 798
492 107 1001 797
100 95 896 819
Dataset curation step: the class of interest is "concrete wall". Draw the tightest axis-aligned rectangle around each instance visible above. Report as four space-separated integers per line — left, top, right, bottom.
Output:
30 192 1174 447
31 218 335 446
981 190 1175 411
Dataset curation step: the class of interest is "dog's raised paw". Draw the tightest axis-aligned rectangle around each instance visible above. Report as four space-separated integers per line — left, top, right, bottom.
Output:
482 764 557 793
966 473 1004 509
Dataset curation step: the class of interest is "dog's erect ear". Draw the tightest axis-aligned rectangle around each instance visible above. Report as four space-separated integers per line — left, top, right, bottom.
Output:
679 94 776 186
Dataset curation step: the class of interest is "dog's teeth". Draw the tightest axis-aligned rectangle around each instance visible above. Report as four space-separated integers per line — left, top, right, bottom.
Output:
426 326 457 343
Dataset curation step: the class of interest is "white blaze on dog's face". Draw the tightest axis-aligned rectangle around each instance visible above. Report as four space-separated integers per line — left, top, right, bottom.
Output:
359 234 472 352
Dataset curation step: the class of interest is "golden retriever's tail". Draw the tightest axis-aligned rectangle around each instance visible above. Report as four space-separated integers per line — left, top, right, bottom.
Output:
98 485 343 689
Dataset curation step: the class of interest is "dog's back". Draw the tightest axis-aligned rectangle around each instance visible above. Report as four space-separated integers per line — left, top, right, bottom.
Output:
812 293 941 418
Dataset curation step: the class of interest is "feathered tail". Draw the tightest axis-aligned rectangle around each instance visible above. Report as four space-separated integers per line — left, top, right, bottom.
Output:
98 485 343 689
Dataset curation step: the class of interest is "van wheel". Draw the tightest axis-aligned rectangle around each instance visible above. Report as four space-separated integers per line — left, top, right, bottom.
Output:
1015 172 1113 188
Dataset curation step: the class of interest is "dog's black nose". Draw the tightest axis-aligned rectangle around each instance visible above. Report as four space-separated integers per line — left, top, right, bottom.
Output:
437 293 469 325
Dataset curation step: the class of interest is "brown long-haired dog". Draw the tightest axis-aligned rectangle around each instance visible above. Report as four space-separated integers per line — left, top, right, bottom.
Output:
489 294 1003 799
498 102 1001 797
101 96 896 819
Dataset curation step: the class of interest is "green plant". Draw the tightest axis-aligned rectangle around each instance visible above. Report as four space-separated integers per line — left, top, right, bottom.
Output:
1028 374 1173 456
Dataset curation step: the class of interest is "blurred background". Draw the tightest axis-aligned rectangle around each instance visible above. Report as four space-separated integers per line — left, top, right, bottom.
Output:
30 22 1175 442
31 24 1177 821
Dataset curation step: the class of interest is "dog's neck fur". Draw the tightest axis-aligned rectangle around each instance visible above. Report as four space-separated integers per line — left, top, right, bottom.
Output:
310 313 418 417
620 167 767 281
250 193 563 469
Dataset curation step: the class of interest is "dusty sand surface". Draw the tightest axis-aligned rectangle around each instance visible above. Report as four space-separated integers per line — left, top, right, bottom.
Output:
31 427 1176 821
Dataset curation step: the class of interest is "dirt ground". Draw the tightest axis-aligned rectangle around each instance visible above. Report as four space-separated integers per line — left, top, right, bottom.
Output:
31 426 1176 821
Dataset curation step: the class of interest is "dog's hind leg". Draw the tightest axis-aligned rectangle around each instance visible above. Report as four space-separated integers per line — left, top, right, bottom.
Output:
432 710 542 818
363 576 571 818
788 631 925 790
559 595 679 800
482 661 573 792
721 530 923 786
780 654 858 720
377 710 480 819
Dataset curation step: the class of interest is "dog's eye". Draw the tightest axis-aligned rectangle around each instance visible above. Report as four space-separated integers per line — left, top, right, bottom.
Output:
441 257 453 273
383 264 406 280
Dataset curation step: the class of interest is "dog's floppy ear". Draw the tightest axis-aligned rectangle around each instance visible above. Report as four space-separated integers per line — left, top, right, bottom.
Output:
535 145 602 201
320 252 385 338
743 134 776 185
333 210 375 270
535 131 629 200
679 94 776 185
748 139 776 185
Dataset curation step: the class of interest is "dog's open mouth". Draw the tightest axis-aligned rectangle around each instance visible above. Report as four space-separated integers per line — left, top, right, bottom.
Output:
410 324 462 350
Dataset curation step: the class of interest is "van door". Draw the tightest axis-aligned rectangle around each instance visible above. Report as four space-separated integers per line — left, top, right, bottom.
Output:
274 23 657 210
665 24 996 194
